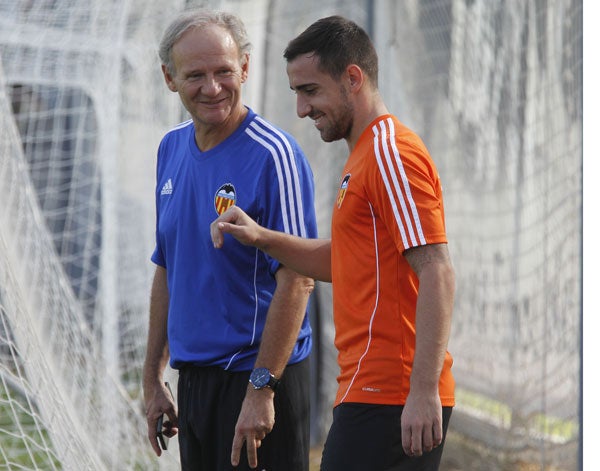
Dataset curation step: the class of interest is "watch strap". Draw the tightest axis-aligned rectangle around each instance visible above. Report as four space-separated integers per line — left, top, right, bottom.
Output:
267 374 280 391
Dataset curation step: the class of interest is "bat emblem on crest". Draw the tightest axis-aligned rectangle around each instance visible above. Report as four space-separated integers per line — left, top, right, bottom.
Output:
337 174 351 208
215 183 236 215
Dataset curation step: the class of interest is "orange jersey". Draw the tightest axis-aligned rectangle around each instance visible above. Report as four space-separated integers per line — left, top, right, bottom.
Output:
331 114 455 407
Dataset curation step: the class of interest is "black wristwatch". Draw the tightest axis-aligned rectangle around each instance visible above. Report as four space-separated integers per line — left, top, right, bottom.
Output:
249 367 280 391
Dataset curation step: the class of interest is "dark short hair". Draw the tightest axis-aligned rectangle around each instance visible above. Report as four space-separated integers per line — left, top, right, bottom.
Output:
284 15 378 86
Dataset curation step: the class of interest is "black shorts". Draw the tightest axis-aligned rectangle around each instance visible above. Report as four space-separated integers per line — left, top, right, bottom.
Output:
177 358 310 471
320 403 452 471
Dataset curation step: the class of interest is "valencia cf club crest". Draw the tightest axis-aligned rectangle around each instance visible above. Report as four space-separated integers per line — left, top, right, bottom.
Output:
214 183 236 215
337 174 351 208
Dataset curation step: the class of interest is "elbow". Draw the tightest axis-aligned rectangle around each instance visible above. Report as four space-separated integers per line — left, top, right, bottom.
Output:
302 276 316 296
277 266 316 295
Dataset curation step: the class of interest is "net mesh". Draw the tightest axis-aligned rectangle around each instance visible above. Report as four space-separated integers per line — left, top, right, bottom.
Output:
0 1 582 469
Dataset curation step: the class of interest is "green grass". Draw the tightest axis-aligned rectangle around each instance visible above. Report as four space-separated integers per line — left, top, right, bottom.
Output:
455 387 577 444
0 388 61 469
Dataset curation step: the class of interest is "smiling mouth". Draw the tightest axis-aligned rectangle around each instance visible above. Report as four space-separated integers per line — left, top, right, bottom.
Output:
311 113 325 126
200 97 228 107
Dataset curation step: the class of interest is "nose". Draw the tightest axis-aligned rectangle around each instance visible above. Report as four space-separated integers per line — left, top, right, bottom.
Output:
296 95 311 118
202 75 221 96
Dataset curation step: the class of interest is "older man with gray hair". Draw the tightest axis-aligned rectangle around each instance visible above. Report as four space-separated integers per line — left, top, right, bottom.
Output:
142 9 317 470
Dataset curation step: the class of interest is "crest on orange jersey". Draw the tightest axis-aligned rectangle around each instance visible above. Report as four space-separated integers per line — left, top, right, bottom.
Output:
337 174 351 208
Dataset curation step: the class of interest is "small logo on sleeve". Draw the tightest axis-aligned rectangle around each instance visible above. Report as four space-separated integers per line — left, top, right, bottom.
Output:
160 178 173 195
337 174 351 208
214 183 236 215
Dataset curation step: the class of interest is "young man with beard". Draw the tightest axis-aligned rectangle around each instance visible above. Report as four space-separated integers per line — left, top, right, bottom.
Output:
212 15 455 471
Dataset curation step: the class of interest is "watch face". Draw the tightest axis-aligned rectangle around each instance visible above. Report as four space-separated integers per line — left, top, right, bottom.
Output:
250 367 271 388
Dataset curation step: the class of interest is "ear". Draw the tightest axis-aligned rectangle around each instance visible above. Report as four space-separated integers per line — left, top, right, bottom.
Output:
346 64 364 93
162 64 178 92
240 53 250 83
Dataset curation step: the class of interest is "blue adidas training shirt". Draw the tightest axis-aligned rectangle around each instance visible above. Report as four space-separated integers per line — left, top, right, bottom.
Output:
152 108 317 371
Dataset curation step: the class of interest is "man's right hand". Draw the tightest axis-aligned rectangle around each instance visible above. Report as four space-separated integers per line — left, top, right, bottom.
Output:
145 381 178 456
211 206 262 249
231 386 276 468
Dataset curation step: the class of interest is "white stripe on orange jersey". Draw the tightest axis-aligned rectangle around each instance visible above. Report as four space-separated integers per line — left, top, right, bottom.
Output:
373 118 426 249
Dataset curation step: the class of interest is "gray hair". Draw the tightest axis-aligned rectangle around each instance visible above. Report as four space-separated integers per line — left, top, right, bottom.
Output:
159 9 252 75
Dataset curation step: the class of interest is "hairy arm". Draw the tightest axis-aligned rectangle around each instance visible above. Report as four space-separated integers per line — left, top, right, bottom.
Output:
211 205 332 282
142 266 178 456
231 266 315 468
401 243 455 457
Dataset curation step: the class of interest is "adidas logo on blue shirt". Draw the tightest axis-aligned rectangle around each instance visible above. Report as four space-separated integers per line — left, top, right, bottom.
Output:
161 178 173 195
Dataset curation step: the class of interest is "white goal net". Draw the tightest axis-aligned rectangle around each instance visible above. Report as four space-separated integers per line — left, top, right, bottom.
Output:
0 1 582 470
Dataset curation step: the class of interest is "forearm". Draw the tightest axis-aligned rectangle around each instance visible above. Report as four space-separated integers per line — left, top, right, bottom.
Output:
253 266 315 377
410 261 455 394
257 229 332 282
401 244 454 455
143 266 170 397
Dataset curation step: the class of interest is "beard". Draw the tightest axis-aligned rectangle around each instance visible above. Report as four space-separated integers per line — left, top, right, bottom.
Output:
317 86 354 143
